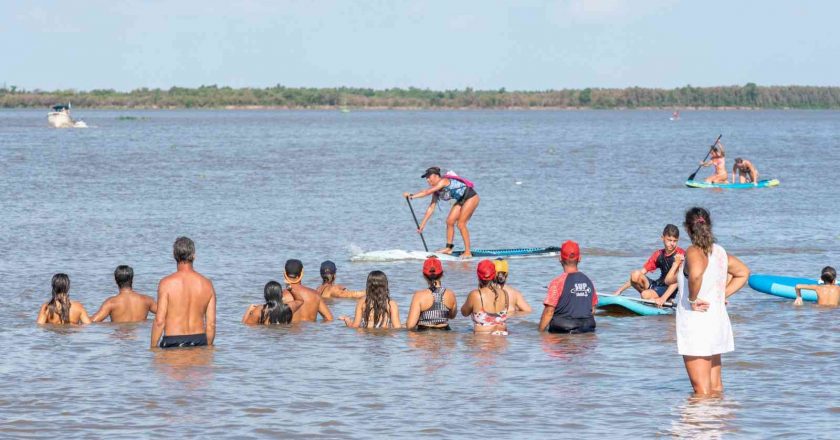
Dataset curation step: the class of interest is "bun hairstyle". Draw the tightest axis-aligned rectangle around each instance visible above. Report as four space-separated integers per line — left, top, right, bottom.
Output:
684 207 715 255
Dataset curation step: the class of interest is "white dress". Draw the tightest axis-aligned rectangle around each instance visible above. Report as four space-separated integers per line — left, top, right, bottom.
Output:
676 244 734 356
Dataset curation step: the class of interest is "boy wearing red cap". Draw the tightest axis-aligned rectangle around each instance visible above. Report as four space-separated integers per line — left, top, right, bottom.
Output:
539 241 597 333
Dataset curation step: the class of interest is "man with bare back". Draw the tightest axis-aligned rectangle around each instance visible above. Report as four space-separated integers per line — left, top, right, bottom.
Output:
282 259 333 322
91 265 157 323
150 237 217 348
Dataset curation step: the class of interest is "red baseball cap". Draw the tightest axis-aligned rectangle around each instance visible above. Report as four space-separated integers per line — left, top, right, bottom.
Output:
560 240 580 261
423 256 443 276
477 259 496 281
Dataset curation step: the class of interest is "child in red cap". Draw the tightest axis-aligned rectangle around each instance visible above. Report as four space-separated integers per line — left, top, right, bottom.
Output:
538 241 598 333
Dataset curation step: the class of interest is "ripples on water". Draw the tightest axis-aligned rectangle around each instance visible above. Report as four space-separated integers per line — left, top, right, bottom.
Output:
0 110 837 438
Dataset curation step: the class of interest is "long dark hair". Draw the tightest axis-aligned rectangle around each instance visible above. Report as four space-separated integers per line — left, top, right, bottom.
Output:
362 271 391 328
259 281 292 324
478 279 508 312
47 273 71 324
684 207 715 255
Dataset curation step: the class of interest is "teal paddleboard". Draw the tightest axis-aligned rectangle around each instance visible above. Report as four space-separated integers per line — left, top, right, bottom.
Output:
685 179 779 189
596 294 673 316
748 274 821 302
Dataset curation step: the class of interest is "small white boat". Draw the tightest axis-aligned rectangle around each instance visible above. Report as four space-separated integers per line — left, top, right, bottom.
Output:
48 103 87 128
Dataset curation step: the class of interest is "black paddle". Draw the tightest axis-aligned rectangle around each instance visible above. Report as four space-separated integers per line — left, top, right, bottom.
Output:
405 196 429 252
687 134 723 181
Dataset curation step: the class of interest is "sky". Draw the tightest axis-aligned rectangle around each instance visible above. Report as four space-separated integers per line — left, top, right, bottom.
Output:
2 0 838 91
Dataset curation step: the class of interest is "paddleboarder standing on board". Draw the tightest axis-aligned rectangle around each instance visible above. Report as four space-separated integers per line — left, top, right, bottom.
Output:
404 167 480 259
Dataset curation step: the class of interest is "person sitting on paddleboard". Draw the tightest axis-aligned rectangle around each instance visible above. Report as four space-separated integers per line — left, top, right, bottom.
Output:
731 157 759 184
494 258 532 313
794 266 839 307
614 224 685 307
403 166 480 259
700 142 728 183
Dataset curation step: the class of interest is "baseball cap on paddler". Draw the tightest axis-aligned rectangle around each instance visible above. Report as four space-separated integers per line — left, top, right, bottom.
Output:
284 259 304 283
421 166 441 178
320 260 337 277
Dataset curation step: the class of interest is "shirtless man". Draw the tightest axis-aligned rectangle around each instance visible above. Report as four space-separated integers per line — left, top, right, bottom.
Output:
315 260 365 299
150 237 217 348
91 265 157 323
731 157 759 184
494 259 532 313
282 259 334 322
794 266 839 307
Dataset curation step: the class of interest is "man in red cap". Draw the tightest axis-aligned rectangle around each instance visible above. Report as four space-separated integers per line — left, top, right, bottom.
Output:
538 240 598 333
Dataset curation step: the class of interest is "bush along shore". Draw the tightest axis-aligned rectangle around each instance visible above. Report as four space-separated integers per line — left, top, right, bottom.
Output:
2 83 839 109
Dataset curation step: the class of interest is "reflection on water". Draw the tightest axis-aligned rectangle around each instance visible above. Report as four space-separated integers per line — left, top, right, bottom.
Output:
667 395 740 439
0 109 838 437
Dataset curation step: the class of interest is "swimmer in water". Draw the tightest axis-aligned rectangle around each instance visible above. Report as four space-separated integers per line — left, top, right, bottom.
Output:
281 259 334 322
91 265 157 323
315 261 365 299
404 166 480 259
242 281 304 325
36 273 92 325
493 258 532 313
340 271 402 328
405 256 458 330
794 266 839 307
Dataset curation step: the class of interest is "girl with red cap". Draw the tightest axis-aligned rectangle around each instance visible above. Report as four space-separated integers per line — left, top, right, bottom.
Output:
461 259 509 335
405 256 458 331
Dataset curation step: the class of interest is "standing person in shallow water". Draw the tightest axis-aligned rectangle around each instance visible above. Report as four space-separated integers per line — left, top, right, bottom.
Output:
37 273 92 325
403 166 480 259
242 281 304 325
405 256 458 330
150 237 217 349
793 266 839 307
663 207 750 396
282 259 334 322
539 241 598 333
340 271 402 328
461 260 509 335
315 260 365 299
91 265 157 323
494 258 532 313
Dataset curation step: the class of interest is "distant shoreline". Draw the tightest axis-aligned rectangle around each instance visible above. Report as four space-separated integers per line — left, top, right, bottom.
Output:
3 84 839 109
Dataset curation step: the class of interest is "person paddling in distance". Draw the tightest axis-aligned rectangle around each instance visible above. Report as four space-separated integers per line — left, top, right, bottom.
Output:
538 241 598 333
461 260 509 335
614 224 685 307
315 260 365 299
91 265 157 323
494 258 532 313
731 157 759 184
663 207 750 396
405 256 458 331
281 259 334 322
340 271 402 328
794 266 839 307
37 273 92 325
700 142 728 183
403 166 480 258
242 281 305 325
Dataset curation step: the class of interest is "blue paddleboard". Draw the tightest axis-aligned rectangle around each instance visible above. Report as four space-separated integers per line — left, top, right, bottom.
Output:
596 294 674 316
748 274 820 302
685 179 779 189
452 246 560 258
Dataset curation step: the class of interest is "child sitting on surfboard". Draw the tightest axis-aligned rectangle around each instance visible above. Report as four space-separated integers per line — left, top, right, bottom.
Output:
614 224 685 307
794 266 839 307
700 141 728 183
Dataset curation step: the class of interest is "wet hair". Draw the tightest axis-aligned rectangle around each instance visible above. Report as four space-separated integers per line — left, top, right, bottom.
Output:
259 281 293 324
114 265 134 289
478 279 508 312
46 273 71 324
362 271 391 328
663 224 680 239
684 207 715 255
821 266 836 284
173 236 195 263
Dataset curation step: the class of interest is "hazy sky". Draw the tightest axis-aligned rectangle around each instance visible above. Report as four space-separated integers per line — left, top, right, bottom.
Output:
2 0 837 91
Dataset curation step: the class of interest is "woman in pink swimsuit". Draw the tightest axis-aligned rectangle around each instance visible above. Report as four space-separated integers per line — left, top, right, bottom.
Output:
461 260 509 335
701 142 728 183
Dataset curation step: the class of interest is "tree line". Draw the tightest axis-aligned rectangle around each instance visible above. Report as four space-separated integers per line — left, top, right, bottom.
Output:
2 83 839 109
